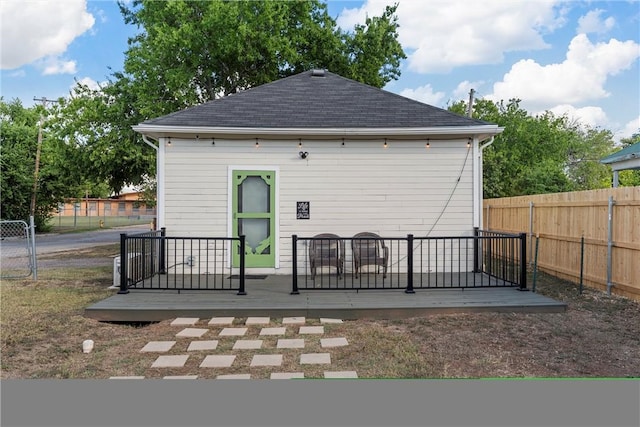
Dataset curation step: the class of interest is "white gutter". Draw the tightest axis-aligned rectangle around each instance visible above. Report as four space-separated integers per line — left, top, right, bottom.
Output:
142 134 158 151
132 124 502 140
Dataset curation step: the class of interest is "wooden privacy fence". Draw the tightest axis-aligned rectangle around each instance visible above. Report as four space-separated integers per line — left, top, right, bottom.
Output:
483 187 640 301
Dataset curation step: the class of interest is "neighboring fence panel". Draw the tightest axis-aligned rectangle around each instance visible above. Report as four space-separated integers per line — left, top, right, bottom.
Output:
484 187 640 301
0 220 34 279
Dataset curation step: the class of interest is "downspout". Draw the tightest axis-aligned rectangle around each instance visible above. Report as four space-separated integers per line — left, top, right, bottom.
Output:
474 136 495 230
141 135 164 230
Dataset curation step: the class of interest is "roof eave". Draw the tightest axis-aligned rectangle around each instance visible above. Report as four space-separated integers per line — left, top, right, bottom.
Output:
132 125 504 142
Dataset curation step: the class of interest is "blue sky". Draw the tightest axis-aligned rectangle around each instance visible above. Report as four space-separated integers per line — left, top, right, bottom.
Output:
1 0 639 141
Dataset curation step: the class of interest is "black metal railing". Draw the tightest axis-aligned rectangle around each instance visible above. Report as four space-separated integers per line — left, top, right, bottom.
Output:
118 228 246 294
291 230 526 293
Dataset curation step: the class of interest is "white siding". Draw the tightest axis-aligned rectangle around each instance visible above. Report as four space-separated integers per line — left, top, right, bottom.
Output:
163 138 474 274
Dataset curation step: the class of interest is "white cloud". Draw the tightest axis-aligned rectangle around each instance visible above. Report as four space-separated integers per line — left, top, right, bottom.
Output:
0 0 94 70
489 34 640 110
399 84 446 106
74 77 102 92
616 116 640 140
544 104 609 128
42 58 77 75
453 80 485 101
577 9 615 35
337 0 566 73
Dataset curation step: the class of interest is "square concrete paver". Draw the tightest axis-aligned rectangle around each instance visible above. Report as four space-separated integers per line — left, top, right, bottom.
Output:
187 340 219 351
324 371 358 379
277 339 305 349
282 317 306 324
163 375 198 379
250 354 283 367
321 337 349 348
259 327 287 336
171 318 199 326
219 327 248 337
217 374 251 379
233 340 263 350
245 317 270 325
200 355 236 368
320 318 343 324
299 326 324 334
208 317 235 325
176 328 208 338
271 372 304 379
300 353 331 365
151 355 189 368
140 341 176 352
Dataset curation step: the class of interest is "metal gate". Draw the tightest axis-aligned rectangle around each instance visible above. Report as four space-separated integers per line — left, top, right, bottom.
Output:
0 220 36 279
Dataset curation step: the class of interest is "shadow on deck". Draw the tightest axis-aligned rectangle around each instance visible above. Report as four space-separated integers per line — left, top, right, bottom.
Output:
85 274 566 322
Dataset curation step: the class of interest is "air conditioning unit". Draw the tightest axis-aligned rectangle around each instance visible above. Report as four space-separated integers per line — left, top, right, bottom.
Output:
112 252 155 289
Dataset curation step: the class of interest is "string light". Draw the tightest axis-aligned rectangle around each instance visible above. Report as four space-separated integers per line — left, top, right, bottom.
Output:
383 139 388 149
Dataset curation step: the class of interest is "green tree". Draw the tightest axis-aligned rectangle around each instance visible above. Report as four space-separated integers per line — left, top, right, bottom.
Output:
53 0 405 193
0 99 71 230
449 98 617 197
616 133 640 187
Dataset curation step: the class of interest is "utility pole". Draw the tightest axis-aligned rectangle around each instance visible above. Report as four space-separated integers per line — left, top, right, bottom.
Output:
30 97 60 217
467 88 475 118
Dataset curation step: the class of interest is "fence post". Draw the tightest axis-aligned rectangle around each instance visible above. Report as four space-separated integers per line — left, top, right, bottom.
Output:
159 227 166 274
118 233 129 294
237 235 247 295
606 196 614 295
29 215 37 280
529 201 534 267
579 235 584 295
291 235 299 295
405 234 415 294
473 227 480 273
519 232 527 290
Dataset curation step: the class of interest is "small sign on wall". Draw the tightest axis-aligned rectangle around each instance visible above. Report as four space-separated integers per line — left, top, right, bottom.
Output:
296 201 310 219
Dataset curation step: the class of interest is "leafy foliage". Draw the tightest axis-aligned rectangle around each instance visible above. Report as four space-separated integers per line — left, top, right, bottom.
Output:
449 98 622 198
52 0 405 193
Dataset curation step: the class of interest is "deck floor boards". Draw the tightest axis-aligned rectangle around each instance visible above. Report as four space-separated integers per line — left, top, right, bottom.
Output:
86 274 566 322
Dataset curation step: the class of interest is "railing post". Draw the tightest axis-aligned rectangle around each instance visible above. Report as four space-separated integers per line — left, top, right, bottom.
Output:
291 235 299 295
519 232 527 290
473 227 480 273
237 235 247 295
405 234 415 294
159 227 166 274
118 233 129 294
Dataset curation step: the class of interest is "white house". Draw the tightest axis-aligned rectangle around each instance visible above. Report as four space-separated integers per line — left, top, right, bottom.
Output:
133 70 503 275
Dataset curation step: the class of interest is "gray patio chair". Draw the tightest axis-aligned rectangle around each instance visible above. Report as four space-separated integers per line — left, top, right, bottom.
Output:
309 233 344 280
352 232 389 278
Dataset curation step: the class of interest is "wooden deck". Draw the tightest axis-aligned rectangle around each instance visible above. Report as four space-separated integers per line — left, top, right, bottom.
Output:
85 274 566 322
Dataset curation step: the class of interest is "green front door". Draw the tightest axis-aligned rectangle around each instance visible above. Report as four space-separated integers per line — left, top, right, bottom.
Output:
232 170 276 268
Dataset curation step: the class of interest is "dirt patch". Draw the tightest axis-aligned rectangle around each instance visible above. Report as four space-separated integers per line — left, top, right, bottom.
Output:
1 245 639 378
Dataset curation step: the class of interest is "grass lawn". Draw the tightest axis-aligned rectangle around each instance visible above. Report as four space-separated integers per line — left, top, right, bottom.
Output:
46 215 154 233
1 244 639 379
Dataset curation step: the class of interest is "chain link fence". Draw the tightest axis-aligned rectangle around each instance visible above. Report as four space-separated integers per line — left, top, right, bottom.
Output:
0 220 35 279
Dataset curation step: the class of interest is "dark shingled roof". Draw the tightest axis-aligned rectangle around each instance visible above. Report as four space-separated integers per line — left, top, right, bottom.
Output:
140 70 491 129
